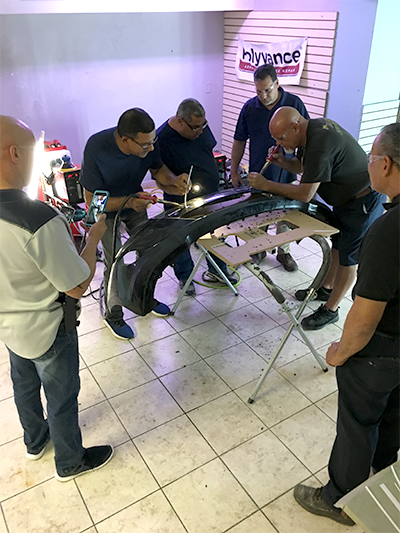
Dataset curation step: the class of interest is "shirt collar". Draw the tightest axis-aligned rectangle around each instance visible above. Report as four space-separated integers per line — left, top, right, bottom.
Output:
384 194 400 210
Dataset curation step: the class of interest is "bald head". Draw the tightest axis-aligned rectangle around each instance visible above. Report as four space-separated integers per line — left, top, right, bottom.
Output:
0 116 35 190
269 107 308 151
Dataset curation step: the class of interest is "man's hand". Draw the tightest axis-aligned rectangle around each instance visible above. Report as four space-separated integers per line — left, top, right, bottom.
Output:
174 173 190 195
80 213 107 240
267 146 287 168
247 172 270 191
231 170 245 188
126 192 154 212
326 342 350 367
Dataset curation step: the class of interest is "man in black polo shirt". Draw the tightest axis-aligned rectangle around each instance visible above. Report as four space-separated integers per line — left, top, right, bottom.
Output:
157 98 238 296
231 64 310 271
248 106 385 330
293 123 399 527
80 108 188 340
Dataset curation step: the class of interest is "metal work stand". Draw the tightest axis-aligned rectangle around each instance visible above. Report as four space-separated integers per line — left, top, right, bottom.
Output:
171 242 238 315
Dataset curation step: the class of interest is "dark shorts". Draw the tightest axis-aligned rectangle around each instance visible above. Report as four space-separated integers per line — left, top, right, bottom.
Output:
331 190 385 266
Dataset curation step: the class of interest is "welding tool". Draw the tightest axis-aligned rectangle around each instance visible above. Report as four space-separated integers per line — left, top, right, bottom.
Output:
184 165 194 209
133 192 180 207
259 145 280 175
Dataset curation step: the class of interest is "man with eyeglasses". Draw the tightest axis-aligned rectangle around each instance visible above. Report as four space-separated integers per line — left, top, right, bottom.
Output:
293 122 399 528
231 63 310 272
157 98 238 295
80 108 189 340
247 107 385 330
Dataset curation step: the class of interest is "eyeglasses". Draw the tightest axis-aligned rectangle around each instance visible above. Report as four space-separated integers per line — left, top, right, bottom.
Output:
181 118 208 133
18 145 36 154
129 136 158 150
367 153 385 165
256 80 277 96
271 121 298 142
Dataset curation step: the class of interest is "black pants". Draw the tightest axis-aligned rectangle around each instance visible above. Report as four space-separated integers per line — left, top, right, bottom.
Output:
322 333 400 506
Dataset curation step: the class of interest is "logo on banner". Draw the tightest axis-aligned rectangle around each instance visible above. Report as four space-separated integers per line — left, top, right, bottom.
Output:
236 37 308 85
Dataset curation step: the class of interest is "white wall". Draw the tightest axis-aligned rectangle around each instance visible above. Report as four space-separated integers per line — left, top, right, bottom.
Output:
363 0 400 105
0 12 224 163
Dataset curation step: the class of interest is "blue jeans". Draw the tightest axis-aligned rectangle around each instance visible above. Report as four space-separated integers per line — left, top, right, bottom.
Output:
173 248 230 281
8 321 85 474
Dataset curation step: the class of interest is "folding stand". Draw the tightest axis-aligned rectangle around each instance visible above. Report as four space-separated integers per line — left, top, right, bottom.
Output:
173 209 339 402
171 242 238 315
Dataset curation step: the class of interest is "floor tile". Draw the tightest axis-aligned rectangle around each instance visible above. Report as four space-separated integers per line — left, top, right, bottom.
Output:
160 360 231 412
253 295 292 327
227 512 277 533
163 458 257 533
316 391 339 422
179 319 241 358
88 350 155 398
205 343 265 389
78 367 107 411
0 439 54 501
76 441 158 523
78 329 133 366
0 396 22 445
246 325 310 369
222 431 310 507
219 304 277 341
0 342 9 365
136 333 201 377
277 352 338 403
188 392 264 455
263 476 363 533
235 371 311 428
109 380 182 438
271 405 337 473
293 321 342 350
235 275 273 303
195 290 249 317
79 401 130 448
78 303 105 336
96 490 186 533
134 415 216 486
260 264 312 292
0 361 13 402
2 478 93 533
167 298 214 332
128 313 176 349
0 512 7 533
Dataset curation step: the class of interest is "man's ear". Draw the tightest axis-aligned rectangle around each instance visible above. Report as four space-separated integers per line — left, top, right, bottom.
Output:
9 145 19 163
383 156 392 176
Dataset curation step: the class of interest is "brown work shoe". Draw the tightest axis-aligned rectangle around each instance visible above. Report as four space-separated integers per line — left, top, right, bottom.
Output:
294 484 355 526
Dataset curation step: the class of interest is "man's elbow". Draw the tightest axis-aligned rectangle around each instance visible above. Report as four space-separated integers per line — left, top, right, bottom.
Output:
65 286 86 299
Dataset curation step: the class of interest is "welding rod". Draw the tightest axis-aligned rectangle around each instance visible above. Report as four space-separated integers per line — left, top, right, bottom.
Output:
259 145 280 176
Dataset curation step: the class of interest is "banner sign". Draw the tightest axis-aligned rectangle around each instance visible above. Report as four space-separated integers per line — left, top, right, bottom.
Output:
236 37 308 85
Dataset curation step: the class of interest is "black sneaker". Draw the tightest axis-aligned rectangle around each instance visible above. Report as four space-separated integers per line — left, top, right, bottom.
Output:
301 304 339 330
294 485 355 526
277 251 298 272
179 279 196 296
55 445 114 482
295 286 332 302
26 434 51 461
203 270 238 285
104 317 134 340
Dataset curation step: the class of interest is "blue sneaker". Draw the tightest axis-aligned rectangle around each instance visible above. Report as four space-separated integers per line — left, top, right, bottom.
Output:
104 317 135 340
151 302 171 317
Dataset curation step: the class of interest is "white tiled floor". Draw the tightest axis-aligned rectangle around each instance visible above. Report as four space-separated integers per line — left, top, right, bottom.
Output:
0 224 364 533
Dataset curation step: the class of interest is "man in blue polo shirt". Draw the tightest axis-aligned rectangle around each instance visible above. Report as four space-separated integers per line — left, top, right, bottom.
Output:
157 98 238 296
80 108 188 340
231 64 310 271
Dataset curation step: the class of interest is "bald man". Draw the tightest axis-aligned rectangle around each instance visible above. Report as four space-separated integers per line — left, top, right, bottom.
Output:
0 116 113 481
248 107 385 330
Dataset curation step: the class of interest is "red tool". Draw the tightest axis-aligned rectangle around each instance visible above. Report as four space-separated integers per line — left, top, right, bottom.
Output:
259 145 280 175
133 192 180 207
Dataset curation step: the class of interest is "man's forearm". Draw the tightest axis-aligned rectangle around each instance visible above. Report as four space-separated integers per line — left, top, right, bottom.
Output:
230 140 246 173
152 165 183 195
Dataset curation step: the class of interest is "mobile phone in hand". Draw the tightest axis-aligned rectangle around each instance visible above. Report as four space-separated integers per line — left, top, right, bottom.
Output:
85 190 110 226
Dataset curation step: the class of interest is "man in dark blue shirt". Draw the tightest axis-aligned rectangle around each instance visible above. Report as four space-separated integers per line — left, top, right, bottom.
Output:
231 64 310 272
80 108 188 340
157 98 238 296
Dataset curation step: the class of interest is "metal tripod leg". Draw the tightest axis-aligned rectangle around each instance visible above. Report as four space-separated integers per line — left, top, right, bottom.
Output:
170 250 207 315
197 243 239 296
